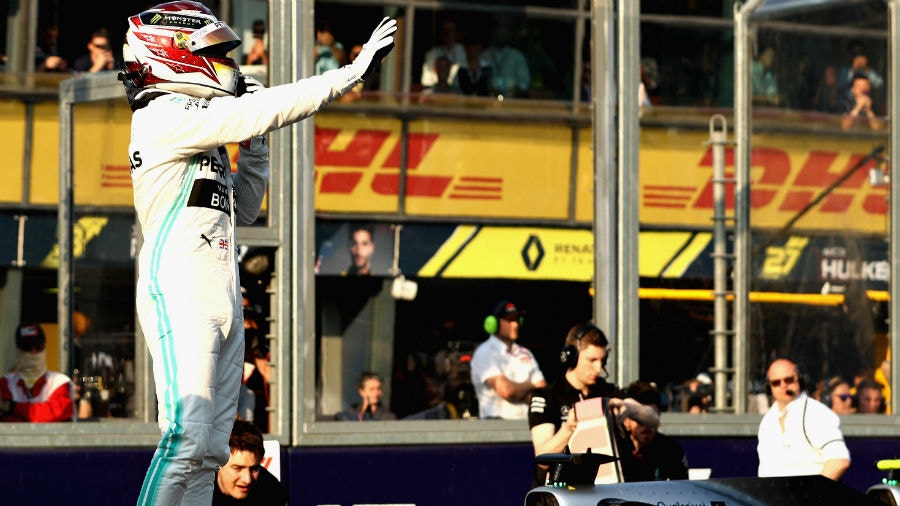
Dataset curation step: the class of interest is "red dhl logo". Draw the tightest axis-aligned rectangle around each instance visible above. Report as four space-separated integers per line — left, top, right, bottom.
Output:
109 129 502 199
643 146 888 216
313 127 501 199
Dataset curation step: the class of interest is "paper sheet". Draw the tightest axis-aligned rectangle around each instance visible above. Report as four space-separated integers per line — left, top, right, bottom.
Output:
567 397 622 484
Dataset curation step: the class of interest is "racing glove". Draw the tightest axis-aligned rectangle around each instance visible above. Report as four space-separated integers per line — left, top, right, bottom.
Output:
236 74 265 97
350 17 397 82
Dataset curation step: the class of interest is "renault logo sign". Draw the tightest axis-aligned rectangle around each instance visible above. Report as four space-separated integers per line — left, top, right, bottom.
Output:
521 234 544 271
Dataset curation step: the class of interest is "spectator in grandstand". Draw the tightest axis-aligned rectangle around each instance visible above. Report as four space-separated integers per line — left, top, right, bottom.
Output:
681 372 712 413
421 19 466 89
0 322 74 422
70 310 94 420
315 18 346 75
875 353 891 414
522 22 559 98
35 24 68 72
334 371 397 421
483 24 530 98
837 40 883 92
457 39 492 97
528 322 659 488
391 350 443 418
757 358 850 481
421 56 459 96
822 376 855 415
840 73 884 131
344 223 376 276
855 378 886 414
213 420 286 505
617 381 689 482
638 57 658 117
812 65 841 114
784 53 815 110
73 28 117 73
471 300 546 420
340 44 367 102
244 19 269 66
640 57 659 106
751 45 781 106
580 59 591 102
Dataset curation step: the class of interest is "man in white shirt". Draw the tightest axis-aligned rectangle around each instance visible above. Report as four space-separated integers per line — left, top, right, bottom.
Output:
470 300 546 419
420 19 466 89
757 358 850 480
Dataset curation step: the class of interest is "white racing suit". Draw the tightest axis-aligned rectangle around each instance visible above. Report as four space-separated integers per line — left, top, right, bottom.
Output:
131 67 361 506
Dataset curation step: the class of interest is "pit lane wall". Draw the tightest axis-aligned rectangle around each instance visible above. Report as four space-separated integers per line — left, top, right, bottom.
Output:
1 437 892 506
0 102 889 237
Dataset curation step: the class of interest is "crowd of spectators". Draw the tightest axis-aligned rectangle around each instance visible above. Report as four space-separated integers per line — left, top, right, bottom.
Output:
18 12 890 131
32 25 119 75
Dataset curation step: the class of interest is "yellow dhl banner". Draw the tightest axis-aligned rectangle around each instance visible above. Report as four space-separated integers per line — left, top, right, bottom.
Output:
314 114 572 218
638 129 888 234
1 100 889 235
315 115 889 234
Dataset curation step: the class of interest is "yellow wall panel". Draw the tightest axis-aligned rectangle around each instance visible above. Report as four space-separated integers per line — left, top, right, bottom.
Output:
0 100 27 203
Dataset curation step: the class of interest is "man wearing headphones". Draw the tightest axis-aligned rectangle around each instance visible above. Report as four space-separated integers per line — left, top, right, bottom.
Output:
470 300 546 419
757 358 850 480
528 322 660 488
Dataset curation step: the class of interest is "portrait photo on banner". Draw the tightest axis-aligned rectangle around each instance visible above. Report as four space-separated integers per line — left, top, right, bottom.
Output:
315 222 395 276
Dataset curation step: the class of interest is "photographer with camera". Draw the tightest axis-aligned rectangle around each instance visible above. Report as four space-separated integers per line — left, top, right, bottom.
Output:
74 28 117 73
682 373 713 414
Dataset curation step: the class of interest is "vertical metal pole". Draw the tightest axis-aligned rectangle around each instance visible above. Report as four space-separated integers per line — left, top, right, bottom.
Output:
708 115 733 413
592 0 617 378
291 0 316 445
733 0 763 414
618 0 640 385
887 0 899 418
58 89 74 419
5 0 37 75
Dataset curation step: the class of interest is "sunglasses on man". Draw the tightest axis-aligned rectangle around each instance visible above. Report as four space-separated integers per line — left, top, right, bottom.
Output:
769 375 797 388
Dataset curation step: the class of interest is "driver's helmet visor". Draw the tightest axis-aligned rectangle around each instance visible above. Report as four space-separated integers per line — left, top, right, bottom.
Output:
187 20 241 56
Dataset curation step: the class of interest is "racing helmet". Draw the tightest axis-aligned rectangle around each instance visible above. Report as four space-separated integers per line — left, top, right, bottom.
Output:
122 1 242 98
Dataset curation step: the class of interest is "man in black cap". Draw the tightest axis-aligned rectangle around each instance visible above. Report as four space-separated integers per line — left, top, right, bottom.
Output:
470 300 546 419
0 322 74 422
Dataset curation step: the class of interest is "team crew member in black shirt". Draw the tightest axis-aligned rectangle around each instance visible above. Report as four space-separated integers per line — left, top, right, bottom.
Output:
528 323 659 488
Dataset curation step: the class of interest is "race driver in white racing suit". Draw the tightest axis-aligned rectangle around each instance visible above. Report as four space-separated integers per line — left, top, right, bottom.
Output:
120 3 396 505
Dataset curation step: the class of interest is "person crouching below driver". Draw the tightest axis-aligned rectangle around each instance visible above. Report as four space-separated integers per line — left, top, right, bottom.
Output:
214 420 286 505
528 322 660 488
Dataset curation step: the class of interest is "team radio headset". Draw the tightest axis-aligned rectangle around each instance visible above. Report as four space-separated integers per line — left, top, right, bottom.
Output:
559 322 609 375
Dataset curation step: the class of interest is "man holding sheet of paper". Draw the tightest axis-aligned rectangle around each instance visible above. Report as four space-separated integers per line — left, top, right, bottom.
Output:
528 322 659 488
